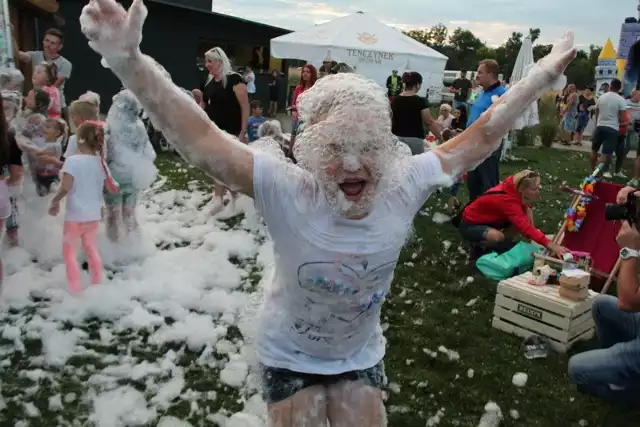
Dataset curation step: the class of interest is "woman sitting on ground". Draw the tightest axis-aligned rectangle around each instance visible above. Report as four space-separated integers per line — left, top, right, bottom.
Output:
458 169 568 258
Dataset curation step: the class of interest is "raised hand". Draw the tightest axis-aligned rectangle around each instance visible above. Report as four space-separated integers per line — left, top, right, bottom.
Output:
434 31 576 177
80 0 148 61
480 31 577 139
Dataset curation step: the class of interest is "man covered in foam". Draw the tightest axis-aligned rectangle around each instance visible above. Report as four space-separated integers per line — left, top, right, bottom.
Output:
79 1 576 425
104 88 157 241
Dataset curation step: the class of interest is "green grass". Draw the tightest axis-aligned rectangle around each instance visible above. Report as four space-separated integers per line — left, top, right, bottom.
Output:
0 147 635 426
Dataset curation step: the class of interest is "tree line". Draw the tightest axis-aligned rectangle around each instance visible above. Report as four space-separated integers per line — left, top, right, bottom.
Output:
405 24 602 89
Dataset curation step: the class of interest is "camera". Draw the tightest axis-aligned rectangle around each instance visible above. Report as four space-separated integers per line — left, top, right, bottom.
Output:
605 192 640 226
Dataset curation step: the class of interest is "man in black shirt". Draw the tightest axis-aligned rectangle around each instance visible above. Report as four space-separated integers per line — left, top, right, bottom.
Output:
450 70 473 110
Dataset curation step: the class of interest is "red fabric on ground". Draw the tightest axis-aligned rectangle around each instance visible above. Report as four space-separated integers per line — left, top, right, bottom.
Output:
561 181 623 274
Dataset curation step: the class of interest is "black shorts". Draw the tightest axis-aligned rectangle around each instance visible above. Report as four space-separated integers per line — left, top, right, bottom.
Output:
36 174 59 197
260 360 386 404
591 126 621 156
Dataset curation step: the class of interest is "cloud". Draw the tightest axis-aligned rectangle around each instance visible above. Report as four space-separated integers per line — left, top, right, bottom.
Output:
211 0 635 49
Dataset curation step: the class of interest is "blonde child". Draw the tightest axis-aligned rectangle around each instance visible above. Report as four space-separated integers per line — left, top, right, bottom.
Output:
31 62 61 119
63 100 99 159
48 122 119 294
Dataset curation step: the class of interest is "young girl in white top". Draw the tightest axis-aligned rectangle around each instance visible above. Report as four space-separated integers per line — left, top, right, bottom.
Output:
48 121 119 294
81 2 576 423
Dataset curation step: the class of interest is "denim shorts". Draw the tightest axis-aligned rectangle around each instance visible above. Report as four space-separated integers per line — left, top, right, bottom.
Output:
592 126 621 156
103 183 139 209
459 220 510 243
576 113 589 132
260 360 386 404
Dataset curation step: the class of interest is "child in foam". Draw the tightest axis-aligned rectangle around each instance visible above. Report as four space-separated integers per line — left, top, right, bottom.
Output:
14 88 50 185
2 91 25 247
104 88 157 241
48 121 119 294
80 1 576 423
33 118 66 196
31 61 62 119
0 99 17 282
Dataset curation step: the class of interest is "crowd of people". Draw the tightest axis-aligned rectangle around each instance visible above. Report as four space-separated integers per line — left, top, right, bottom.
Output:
0 0 639 423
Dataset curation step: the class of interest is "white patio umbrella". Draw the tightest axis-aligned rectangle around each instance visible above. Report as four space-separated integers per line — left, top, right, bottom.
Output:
510 36 539 130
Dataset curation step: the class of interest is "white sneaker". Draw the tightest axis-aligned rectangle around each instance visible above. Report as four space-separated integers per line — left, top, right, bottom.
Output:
615 171 627 179
603 172 613 179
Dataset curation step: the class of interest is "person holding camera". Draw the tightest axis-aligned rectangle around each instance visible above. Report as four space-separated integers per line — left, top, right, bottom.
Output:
568 186 640 404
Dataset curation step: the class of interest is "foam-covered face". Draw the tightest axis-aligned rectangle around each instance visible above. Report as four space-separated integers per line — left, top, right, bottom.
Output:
294 73 406 219
111 89 141 118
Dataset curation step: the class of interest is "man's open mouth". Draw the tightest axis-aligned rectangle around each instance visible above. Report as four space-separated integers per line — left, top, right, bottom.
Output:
339 180 366 200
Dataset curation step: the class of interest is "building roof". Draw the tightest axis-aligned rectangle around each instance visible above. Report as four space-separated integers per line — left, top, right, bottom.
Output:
148 0 291 34
599 38 617 60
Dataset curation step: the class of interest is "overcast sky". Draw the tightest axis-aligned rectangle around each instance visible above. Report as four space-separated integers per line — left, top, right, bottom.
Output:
211 0 635 49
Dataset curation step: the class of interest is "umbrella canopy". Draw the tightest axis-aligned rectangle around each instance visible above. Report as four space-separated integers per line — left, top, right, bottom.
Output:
270 12 448 98
510 36 539 130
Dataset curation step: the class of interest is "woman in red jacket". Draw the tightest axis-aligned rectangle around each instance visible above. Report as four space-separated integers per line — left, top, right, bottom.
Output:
459 169 568 258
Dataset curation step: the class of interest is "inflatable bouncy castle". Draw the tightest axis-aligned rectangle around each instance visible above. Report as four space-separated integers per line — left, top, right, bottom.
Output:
618 1 640 96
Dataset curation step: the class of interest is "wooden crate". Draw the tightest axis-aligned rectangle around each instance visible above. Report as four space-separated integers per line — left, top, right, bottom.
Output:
492 272 597 353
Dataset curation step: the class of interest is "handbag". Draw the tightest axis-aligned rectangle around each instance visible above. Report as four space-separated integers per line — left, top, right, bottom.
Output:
476 241 540 281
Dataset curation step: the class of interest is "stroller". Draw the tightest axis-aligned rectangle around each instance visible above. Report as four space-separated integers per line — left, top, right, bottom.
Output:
534 167 623 293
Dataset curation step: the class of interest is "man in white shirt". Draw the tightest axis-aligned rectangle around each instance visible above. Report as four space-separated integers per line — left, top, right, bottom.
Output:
590 79 629 178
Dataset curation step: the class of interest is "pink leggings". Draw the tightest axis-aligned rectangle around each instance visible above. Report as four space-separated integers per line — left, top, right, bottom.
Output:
63 221 102 293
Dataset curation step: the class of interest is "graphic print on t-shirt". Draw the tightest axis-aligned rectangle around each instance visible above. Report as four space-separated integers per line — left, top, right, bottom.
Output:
292 259 397 346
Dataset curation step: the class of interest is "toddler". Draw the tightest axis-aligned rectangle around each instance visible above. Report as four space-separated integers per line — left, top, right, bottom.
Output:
15 88 50 185
48 121 118 294
32 61 61 119
247 100 265 143
104 89 157 241
34 118 66 196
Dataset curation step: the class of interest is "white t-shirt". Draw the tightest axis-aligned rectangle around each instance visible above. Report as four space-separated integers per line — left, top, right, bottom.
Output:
64 135 78 158
61 155 106 222
252 150 445 374
245 72 256 94
596 92 627 130
627 100 640 123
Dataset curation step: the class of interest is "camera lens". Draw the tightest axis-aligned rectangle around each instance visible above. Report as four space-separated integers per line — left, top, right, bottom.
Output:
605 203 629 221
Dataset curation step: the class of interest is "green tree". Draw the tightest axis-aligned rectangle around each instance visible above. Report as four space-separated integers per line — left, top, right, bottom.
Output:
533 44 553 62
405 29 431 46
529 28 541 43
428 23 449 48
448 27 484 70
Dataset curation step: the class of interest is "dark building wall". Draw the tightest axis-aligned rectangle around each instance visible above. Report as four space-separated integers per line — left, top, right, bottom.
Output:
50 0 289 110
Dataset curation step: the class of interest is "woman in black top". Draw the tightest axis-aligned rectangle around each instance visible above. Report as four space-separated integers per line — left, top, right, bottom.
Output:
201 47 249 141
268 69 279 117
391 71 442 155
200 47 250 214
